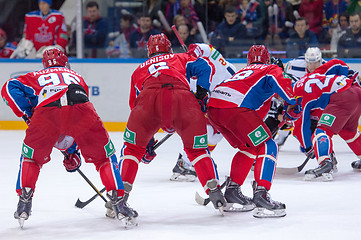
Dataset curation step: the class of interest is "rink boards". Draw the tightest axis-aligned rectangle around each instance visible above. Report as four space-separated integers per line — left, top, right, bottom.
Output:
0 58 360 131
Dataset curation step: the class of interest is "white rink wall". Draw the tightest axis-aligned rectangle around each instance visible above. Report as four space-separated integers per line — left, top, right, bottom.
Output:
0 58 360 124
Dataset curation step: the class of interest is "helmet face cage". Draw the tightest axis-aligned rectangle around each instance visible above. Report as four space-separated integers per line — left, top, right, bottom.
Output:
147 33 171 57
42 48 68 68
247 45 270 65
305 47 322 63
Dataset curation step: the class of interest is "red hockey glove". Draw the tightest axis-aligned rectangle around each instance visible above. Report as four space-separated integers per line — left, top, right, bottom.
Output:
141 137 158 164
63 150 81 172
187 43 203 58
283 99 302 123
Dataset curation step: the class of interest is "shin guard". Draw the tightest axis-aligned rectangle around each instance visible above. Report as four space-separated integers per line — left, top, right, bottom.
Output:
312 128 333 164
185 148 218 189
118 143 144 187
230 150 255 186
97 154 125 196
253 139 278 190
16 156 41 195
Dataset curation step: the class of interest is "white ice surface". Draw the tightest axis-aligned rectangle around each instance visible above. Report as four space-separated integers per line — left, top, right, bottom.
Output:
0 130 361 240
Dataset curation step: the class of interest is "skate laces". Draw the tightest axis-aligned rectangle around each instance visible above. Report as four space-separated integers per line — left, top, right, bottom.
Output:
236 186 252 201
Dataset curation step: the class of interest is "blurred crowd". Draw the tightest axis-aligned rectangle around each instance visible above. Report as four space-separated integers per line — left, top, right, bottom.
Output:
1 0 361 59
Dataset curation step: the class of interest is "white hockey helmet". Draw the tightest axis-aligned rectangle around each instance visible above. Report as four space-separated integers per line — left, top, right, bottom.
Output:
305 47 322 63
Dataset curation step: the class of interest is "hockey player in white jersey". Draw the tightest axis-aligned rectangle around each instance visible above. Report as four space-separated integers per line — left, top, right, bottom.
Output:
273 47 324 147
170 43 237 182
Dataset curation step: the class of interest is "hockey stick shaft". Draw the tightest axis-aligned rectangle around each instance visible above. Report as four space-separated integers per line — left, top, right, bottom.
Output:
275 154 312 175
76 168 108 203
171 25 188 52
61 150 108 206
75 133 174 208
154 132 174 150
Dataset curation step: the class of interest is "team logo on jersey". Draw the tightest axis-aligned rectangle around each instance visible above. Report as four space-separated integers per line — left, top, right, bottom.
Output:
248 126 270 146
48 16 56 24
193 134 208 148
123 127 136 144
22 143 34 159
319 114 336 126
104 139 116 157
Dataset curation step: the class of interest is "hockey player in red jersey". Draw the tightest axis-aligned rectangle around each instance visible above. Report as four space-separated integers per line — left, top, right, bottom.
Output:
1 48 136 228
117 34 227 217
207 45 301 218
11 0 68 59
293 59 361 181
170 43 237 182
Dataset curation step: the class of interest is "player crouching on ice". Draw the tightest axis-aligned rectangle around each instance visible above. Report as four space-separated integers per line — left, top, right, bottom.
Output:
1 48 137 228
293 58 361 181
110 33 227 218
207 45 302 218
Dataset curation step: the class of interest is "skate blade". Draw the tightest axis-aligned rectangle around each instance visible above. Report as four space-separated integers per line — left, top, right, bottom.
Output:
170 173 196 182
17 212 29 228
105 209 116 219
253 207 286 218
218 206 225 216
304 173 333 182
18 218 25 228
223 202 255 212
119 216 138 229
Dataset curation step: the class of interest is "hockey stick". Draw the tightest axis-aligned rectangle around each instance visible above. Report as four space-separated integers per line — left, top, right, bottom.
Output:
75 187 106 208
75 168 108 204
275 154 312 175
74 133 175 208
195 179 228 206
171 25 188 52
61 150 108 208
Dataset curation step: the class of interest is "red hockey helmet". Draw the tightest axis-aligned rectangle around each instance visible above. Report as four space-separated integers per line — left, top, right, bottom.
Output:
42 47 68 68
247 45 270 65
147 33 172 57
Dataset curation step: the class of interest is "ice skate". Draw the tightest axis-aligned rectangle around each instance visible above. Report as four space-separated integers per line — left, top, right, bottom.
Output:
170 154 197 182
304 159 333 181
105 192 137 219
208 188 227 215
330 152 338 173
106 190 138 229
252 181 286 218
274 129 291 147
223 177 254 212
351 159 361 171
206 179 227 214
14 187 33 228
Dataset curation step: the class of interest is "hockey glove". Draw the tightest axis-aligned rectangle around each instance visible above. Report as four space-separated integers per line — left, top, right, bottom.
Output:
270 56 284 71
301 146 315 159
187 43 203 58
141 137 158 164
63 143 82 172
22 115 31 126
197 95 209 113
348 69 360 85
195 86 209 113
283 99 302 122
